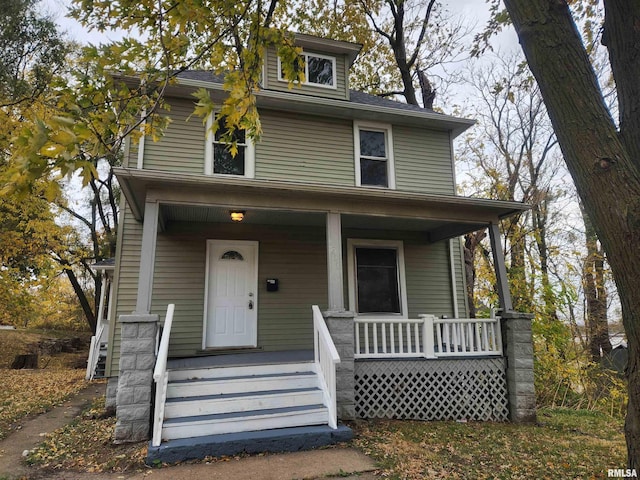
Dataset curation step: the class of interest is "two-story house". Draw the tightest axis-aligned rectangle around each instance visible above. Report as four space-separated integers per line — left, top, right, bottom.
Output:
102 34 535 464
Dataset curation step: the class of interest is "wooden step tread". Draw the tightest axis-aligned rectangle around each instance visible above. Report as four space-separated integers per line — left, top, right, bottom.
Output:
165 387 321 403
163 404 326 425
169 371 315 385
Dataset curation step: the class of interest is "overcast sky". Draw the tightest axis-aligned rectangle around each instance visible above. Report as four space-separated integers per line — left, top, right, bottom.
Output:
42 0 519 51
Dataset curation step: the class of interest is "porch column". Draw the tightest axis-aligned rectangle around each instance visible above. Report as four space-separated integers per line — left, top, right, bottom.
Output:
501 311 536 423
135 200 160 313
488 222 513 312
326 212 344 312
114 199 160 442
324 212 355 419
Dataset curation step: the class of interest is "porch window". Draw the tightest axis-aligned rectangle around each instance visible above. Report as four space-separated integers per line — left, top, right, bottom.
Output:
204 113 255 177
356 247 400 313
347 239 407 316
354 121 395 189
278 52 337 88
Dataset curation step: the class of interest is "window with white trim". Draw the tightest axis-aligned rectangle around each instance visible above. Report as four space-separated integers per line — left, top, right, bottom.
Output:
347 239 407 316
354 121 395 188
205 113 255 177
278 52 337 88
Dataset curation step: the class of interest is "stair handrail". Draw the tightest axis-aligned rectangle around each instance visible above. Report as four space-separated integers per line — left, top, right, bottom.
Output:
152 303 175 447
86 323 106 380
312 305 340 429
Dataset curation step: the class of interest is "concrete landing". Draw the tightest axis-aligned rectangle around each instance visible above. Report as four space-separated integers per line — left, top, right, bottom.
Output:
146 424 353 465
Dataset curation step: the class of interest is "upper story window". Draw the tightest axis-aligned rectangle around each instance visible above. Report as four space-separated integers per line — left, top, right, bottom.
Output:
278 52 337 89
205 113 255 178
354 121 395 189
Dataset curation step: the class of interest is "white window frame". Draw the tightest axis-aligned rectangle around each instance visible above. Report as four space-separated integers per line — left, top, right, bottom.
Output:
353 120 396 189
204 112 255 178
277 52 337 90
347 239 408 318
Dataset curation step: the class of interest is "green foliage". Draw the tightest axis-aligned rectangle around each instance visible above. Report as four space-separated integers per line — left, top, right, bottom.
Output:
0 0 68 105
533 303 626 418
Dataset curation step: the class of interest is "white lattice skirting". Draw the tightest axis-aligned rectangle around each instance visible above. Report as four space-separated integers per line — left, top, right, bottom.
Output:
354 358 509 421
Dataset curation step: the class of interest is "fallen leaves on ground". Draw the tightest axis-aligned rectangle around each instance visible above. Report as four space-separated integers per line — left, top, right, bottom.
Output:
352 408 626 480
26 397 148 473
0 368 86 439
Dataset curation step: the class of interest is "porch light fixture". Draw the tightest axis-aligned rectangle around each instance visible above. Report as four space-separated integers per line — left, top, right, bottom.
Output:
230 210 246 222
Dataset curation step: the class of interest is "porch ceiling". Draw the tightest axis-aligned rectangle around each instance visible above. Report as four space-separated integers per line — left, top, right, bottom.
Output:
115 167 528 241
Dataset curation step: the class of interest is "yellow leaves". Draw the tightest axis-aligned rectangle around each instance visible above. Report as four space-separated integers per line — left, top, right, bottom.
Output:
0 369 85 440
38 142 65 158
27 396 148 473
43 181 61 202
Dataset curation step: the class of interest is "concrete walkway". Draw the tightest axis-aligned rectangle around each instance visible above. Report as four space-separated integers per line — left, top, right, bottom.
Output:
0 382 378 480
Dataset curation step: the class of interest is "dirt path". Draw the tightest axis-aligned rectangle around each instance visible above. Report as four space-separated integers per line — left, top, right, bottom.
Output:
0 382 105 480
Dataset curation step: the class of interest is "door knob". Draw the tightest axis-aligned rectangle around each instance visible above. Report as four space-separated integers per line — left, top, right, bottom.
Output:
248 300 254 310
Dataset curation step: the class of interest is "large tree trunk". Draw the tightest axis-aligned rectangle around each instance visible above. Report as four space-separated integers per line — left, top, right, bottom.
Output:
503 0 640 468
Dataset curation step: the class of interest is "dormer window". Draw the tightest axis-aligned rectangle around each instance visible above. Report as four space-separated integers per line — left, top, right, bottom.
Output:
354 121 395 189
204 113 255 178
278 52 337 89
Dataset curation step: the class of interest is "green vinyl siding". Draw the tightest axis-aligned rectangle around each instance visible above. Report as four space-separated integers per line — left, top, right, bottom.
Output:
393 125 455 195
143 99 205 174
263 47 348 100
342 229 464 318
256 111 354 185
108 218 466 375
404 240 461 318
124 136 137 168
109 222 328 376
110 222 328 375
453 238 468 317
107 204 142 377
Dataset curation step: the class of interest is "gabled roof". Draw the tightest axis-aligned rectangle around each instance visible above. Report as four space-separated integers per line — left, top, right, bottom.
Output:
176 71 432 113
172 70 475 137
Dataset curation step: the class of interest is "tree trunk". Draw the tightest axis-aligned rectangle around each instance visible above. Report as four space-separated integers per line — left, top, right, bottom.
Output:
503 0 640 469
11 354 38 369
533 198 559 322
63 266 97 334
582 206 612 362
464 229 487 318
505 220 531 312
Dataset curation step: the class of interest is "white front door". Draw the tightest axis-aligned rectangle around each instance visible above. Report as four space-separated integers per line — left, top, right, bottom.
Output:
204 240 258 348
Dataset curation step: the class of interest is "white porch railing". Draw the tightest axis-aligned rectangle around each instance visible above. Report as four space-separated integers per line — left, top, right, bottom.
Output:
354 314 502 359
152 304 175 447
312 305 340 429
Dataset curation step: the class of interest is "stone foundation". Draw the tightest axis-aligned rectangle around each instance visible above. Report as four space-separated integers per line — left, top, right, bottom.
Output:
324 310 356 420
501 311 536 423
105 376 118 412
114 313 158 443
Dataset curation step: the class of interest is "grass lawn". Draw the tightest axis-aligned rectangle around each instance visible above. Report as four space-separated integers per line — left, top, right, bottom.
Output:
352 408 626 479
25 403 627 478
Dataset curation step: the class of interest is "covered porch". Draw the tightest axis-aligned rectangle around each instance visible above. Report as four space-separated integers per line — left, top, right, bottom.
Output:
110 167 534 455
114 166 525 338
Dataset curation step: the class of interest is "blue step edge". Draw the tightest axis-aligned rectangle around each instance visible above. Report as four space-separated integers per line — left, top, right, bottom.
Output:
146 424 353 465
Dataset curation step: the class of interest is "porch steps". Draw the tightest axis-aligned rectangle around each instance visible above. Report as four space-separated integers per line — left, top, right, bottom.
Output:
160 361 335 443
